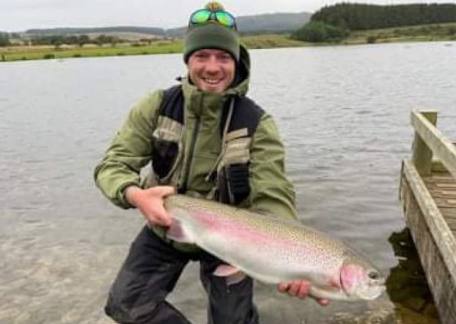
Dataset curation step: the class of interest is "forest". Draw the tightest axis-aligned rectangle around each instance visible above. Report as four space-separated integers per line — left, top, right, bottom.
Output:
293 3 456 42
311 3 456 30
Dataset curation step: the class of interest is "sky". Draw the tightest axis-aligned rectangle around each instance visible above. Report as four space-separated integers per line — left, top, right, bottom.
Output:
1 0 455 32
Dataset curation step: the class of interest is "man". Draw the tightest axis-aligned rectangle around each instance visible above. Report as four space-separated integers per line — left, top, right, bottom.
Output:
94 2 327 323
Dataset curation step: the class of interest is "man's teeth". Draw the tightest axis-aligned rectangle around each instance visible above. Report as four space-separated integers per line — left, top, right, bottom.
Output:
203 78 221 84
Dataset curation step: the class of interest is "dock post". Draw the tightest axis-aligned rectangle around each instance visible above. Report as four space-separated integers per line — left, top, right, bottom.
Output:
412 111 437 176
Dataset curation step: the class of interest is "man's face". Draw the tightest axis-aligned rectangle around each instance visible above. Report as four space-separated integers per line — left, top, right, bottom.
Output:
187 49 236 93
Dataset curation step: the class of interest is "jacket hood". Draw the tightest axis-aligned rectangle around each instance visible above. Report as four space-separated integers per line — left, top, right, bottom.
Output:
232 44 251 96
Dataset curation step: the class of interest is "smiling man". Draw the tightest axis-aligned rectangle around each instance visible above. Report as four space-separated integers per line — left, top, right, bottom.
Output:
94 2 326 323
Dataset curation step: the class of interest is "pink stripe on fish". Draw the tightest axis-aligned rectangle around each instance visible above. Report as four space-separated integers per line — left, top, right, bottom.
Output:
188 209 303 249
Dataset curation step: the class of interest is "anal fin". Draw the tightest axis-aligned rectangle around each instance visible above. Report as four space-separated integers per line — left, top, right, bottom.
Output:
213 264 246 285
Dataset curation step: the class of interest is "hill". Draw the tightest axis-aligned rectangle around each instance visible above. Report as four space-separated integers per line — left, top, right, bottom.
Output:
21 12 311 40
166 12 311 36
238 12 311 34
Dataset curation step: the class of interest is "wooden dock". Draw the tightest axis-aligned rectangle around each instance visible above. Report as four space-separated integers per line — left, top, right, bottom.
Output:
399 111 456 323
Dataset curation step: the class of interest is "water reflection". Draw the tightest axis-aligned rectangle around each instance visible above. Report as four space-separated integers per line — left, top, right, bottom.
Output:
387 228 439 323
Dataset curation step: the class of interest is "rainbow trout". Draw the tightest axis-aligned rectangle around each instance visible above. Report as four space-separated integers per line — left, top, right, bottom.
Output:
164 194 385 301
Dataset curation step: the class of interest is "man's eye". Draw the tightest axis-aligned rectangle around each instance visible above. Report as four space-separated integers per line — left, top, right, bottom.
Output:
194 52 209 58
218 54 231 61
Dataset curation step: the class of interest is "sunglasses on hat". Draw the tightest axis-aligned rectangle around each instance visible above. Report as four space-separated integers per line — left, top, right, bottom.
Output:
189 9 237 30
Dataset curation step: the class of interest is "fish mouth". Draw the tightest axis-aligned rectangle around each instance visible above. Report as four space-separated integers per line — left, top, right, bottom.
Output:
358 283 386 300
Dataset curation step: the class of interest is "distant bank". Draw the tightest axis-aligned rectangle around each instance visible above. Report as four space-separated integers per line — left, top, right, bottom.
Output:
1 22 455 63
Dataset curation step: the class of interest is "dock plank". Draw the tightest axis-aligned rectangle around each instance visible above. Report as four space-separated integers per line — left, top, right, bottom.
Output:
425 171 456 252
424 172 456 215
427 164 456 261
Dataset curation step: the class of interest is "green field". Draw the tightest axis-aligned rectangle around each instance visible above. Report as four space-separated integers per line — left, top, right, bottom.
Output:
0 40 183 62
1 22 456 62
344 22 456 45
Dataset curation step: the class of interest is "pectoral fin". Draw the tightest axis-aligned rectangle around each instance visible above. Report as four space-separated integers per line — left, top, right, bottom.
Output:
166 219 194 244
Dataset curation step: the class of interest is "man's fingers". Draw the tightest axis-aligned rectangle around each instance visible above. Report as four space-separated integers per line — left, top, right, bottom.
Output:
142 203 172 227
297 281 310 298
151 185 175 197
278 280 330 306
277 283 289 292
156 205 173 226
154 213 172 227
287 281 300 296
161 186 176 196
316 298 329 306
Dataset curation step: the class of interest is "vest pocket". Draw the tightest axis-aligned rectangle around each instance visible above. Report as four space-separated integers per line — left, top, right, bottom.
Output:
216 136 252 204
217 163 250 205
151 118 183 184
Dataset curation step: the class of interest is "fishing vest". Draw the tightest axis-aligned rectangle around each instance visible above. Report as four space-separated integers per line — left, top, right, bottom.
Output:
150 85 264 205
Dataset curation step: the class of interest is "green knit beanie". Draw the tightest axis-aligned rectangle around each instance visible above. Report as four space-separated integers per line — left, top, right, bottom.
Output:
183 2 240 62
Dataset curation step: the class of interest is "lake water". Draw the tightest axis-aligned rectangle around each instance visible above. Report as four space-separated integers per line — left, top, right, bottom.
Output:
1 41 455 324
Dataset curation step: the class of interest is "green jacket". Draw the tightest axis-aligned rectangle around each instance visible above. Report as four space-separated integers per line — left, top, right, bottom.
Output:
94 46 297 243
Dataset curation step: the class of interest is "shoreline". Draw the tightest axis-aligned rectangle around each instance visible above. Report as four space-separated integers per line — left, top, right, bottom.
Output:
1 28 455 63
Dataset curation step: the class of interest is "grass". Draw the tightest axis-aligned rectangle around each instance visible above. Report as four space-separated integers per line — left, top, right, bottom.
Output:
0 41 183 62
343 22 456 45
1 22 456 62
241 34 310 49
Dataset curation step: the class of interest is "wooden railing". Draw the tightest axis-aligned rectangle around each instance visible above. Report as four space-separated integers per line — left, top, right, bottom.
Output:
411 110 456 177
400 110 456 323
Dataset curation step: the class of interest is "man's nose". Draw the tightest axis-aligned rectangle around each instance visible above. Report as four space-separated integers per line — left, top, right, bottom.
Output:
205 56 220 72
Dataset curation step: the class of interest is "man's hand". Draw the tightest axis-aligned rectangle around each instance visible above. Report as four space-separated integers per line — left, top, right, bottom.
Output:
125 186 175 227
277 280 329 306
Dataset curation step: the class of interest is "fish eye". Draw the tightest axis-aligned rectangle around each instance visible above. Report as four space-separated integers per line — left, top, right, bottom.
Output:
368 270 379 280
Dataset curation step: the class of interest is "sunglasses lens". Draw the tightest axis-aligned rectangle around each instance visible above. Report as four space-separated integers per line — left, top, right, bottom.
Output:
215 12 235 27
191 10 211 24
189 9 236 29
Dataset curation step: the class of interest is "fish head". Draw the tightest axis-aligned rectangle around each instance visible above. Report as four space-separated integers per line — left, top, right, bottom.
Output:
340 257 386 300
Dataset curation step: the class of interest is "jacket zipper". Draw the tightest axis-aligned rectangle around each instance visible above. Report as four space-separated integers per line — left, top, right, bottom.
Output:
180 116 200 193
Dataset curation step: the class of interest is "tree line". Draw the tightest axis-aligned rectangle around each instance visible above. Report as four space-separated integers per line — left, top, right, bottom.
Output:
25 26 164 36
0 32 10 46
30 34 124 47
311 3 456 30
0 33 130 47
293 3 456 42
